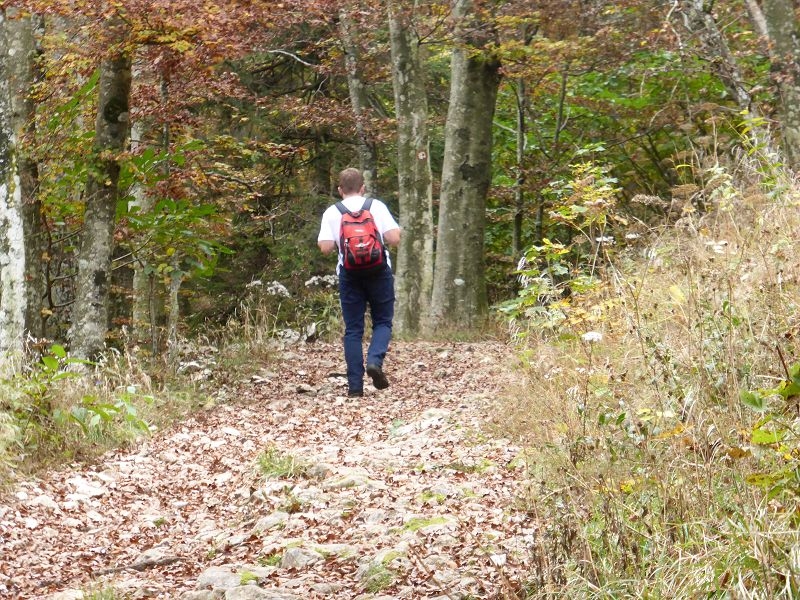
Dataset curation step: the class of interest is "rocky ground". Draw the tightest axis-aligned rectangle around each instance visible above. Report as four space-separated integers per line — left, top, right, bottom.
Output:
0 340 536 599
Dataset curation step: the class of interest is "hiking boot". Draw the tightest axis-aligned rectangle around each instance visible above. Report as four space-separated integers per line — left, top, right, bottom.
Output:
366 364 389 390
348 389 363 397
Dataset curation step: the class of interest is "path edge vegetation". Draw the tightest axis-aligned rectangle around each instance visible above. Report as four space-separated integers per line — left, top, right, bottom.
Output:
490 146 800 596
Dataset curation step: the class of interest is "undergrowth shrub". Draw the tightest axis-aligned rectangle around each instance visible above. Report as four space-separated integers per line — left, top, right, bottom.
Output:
495 144 800 597
0 345 171 479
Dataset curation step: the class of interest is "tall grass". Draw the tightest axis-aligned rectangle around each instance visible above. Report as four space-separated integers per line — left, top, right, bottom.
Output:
495 146 800 597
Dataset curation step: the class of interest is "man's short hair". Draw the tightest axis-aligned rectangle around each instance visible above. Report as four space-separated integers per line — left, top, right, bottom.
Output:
339 168 364 195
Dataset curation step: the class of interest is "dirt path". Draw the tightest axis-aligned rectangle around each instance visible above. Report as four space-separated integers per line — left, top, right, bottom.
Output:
0 341 533 599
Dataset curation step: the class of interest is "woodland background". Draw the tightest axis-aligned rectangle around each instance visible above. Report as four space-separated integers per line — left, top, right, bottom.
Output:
2 0 800 597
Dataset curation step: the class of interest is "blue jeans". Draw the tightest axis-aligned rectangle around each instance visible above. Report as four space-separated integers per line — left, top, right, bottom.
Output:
338 267 395 392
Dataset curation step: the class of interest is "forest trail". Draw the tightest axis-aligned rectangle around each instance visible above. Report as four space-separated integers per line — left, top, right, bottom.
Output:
1 341 535 599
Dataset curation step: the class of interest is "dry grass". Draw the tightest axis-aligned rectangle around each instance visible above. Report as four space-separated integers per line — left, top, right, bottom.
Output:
494 153 800 597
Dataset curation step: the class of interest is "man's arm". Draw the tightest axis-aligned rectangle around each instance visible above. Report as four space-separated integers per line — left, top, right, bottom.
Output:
318 240 336 254
383 228 401 247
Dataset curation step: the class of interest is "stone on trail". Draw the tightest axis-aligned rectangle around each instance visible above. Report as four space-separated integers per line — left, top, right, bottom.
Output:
195 565 242 590
225 585 299 599
280 547 324 569
251 511 290 534
43 591 84 600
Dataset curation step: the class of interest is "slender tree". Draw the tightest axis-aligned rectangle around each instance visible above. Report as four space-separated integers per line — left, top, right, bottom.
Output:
676 1 778 162
760 0 800 170
6 9 44 340
0 9 25 366
388 0 435 336
69 18 132 360
511 77 526 256
338 3 378 195
427 0 501 332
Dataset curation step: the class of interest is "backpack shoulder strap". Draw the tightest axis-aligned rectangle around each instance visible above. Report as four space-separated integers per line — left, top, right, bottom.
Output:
335 201 350 215
360 198 385 245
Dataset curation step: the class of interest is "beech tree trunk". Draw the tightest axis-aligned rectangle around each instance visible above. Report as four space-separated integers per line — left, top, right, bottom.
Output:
129 118 159 354
0 10 25 365
388 0 434 336
760 0 800 170
6 10 44 341
427 0 501 332
69 43 132 360
0 8 42 366
131 64 169 356
339 6 378 195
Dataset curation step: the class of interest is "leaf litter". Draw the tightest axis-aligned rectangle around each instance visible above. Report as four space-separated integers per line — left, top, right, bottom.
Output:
0 340 535 598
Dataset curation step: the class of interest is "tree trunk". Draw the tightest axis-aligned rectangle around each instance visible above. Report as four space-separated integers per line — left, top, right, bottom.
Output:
761 0 800 170
388 0 435 336
130 63 169 356
6 9 45 341
166 254 182 365
129 118 158 353
338 6 378 195
0 10 26 366
679 0 755 112
677 1 777 157
69 42 132 360
512 78 526 258
427 0 501 332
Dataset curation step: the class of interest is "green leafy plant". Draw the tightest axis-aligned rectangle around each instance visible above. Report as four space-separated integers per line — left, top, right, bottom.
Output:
7 345 90 439
496 161 620 335
63 386 152 438
740 361 800 499
0 346 154 474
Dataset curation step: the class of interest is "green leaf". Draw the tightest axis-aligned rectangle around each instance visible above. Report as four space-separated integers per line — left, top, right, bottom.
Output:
50 344 67 359
779 380 800 399
40 356 59 372
740 390 766 412
745 472 776 488
751 427 786 445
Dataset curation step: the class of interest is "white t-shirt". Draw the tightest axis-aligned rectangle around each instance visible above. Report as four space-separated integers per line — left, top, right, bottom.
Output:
318 195 400 272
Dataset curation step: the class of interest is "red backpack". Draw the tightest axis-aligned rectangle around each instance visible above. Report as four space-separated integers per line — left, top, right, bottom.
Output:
336 198 387 274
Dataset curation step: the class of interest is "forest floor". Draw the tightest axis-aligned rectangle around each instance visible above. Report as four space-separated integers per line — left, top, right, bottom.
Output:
0 340 537 600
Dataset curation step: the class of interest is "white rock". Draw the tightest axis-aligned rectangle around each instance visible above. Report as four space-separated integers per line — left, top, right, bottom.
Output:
63 517 83 528
43 590 84 600
66 476 107 498
252 512 289 533
226 586 299 599
30 494 59 511
196 565 240 590
214 472 233 486
160 451 180 463
280 547 324 569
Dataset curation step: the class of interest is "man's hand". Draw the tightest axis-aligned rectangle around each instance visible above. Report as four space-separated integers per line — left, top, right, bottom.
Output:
383 228 401 247
318 240 336 255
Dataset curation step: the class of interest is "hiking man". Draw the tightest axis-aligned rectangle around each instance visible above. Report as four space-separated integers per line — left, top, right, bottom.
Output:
317 168 402 397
